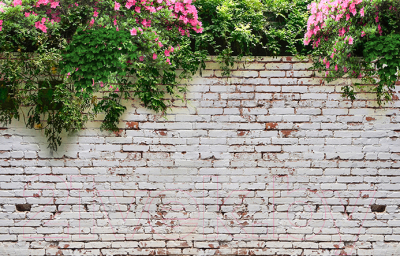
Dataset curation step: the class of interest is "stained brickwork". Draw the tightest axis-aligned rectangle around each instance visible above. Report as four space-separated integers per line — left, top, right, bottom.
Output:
1 56 400 255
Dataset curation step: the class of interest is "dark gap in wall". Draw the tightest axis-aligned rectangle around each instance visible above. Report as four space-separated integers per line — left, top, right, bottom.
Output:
16 204 31 212
371 205 386 212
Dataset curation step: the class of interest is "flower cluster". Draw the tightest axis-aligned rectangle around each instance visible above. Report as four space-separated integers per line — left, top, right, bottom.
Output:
304 0 364 47
303 0 400 105
303 0 388 78
0 0 203 70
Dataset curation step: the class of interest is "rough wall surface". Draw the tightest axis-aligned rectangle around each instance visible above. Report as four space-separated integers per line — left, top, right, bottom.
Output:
0 57 400 256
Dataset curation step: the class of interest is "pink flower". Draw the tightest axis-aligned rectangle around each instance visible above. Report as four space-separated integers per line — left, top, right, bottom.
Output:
89 18 95 26
166 58 171 65
326 61 330 69
100 81 104 87
361 31 366 37
126 0 136 9
158 42 163 47
152 53 157 60
93 11 98 17
51 1 59 8
344 67 347 73
335 65 338 71
331 52 335 59
375 15 379 23
346 13 350 21
13 0 22 7
130 28 137 36
115 1 120 10
75 2 78 6
114 19 117 26
115 87 119 92
348 36 353 44
135 6 141 13
139 56 144 61
360 7 364 17
25 12 30 17
164 49 170 57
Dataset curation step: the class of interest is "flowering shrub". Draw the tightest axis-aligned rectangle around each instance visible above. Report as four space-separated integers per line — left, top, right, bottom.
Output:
0 0 204 150
304 0 400 104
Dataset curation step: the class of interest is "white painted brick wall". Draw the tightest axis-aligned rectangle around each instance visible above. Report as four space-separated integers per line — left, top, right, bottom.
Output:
0 57 399 255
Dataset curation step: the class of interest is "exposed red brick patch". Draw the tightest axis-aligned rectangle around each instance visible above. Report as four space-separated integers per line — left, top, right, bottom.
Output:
366 117 376 121
126 121 139 130
237 130 249 136
155 129 167 136
63 244 69 249
208 244 214 248
155 221 163 226
362 194 369 198
348 122 363 126
286 57 293 61
180 242 189 247
113 129 123 137
281 130 294 137
239 249 247 255
265 123 278 130
392 94 399 100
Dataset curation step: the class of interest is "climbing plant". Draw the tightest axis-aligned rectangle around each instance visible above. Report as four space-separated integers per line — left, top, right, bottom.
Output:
0 0 205 150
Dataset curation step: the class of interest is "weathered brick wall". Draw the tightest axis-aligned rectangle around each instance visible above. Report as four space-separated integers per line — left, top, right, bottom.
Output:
1 56 400 255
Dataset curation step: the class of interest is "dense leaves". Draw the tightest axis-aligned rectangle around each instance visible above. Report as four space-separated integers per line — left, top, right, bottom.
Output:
192 0 312 74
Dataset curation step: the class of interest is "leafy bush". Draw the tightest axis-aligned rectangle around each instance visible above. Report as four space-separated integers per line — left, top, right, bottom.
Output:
192 0 312 74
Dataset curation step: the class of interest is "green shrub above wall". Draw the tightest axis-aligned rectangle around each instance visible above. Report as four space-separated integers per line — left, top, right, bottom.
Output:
192 0 313 75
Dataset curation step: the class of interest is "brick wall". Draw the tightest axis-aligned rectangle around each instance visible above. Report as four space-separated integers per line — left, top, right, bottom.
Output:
1 56 400 255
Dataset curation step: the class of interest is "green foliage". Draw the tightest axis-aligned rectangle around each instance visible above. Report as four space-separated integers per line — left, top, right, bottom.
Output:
363 34 400 105
193 0 312 74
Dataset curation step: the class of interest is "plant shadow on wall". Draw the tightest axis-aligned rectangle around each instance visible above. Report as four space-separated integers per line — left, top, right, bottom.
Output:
0 0 205 151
